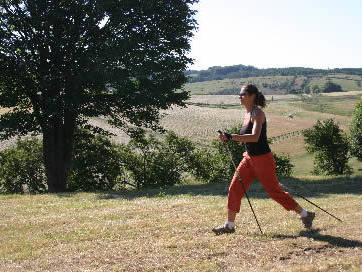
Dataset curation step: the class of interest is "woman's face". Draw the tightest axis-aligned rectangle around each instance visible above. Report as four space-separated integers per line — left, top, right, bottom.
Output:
239 86 253 106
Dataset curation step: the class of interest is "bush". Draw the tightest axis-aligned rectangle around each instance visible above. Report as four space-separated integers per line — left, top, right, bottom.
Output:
213 125 246 169
0 130 124 193
187 147 230 183
0 127 295 193
274 153 293 177
303 119 351 175
350 98 362 161
322 81 343 93
67 129 122 191
119 131 196 189
0 138 46 194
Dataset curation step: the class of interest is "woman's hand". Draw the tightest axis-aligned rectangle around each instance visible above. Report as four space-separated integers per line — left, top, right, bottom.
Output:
219 133 227 142
219 132 232 142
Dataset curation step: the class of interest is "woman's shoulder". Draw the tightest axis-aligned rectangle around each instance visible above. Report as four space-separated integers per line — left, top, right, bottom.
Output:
251 106 266 121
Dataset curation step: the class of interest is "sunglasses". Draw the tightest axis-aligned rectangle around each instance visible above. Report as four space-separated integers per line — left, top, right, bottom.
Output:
239 93 247 97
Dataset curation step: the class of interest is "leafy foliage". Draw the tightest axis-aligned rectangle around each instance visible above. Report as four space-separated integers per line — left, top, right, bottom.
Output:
274 153 294 177
0 131 124 193
68 129 122 192
0 139 46 194
322 81 343 93
118 131 197 189
213 125 246 173
187 147 230 183
349 98 362 161
303 119 351 175
0 0 198 192
0 125 295 193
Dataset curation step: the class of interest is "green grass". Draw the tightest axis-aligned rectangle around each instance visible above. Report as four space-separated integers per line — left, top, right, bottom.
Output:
295 94 361 117
1 176 361 271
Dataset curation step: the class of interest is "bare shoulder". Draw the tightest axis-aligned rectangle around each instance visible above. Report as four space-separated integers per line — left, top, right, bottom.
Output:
251 107 266 123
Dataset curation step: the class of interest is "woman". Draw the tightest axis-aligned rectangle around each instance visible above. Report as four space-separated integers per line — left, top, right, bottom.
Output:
212 84 315 235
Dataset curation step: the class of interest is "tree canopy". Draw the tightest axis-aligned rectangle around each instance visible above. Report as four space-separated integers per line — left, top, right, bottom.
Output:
303 119 351 175
350 98 362 161
0 0 198 192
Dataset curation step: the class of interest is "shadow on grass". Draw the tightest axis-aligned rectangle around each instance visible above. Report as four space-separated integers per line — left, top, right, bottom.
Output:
95 175 362 201
273 229 362 248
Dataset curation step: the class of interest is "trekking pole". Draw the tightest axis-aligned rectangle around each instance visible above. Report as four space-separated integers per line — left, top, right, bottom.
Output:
217 130 263 235
281 184 342 222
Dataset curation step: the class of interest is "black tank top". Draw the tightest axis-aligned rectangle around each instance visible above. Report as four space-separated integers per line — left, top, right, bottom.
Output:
240 118 271 156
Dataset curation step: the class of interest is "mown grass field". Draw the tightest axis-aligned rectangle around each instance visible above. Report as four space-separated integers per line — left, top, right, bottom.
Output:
1 176 361 271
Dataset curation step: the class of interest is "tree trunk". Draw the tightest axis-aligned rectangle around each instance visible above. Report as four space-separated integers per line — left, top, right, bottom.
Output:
43 114 76 193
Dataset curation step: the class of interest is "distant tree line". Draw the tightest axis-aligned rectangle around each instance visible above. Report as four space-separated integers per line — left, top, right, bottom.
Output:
186 65 362 83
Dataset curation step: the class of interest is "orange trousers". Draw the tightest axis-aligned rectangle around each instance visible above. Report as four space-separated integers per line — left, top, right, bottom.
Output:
227 152 298 213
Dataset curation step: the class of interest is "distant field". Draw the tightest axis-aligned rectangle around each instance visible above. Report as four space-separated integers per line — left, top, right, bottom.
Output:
272 136 362 176
161 92 360 141
184 76 294 95
185 74 362 95
160 104 317 142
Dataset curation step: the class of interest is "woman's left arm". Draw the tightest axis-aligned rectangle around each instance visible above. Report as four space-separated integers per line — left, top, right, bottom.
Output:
230 111 265 143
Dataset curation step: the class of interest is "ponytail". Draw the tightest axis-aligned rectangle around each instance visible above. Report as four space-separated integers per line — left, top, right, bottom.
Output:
243 84 267 108
255 91 266 108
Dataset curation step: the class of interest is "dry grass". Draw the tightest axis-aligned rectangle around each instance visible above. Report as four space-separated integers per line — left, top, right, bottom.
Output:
321 91 362 97
1 177 361 272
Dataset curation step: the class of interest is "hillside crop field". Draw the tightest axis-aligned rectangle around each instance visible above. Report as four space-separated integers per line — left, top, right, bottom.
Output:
184 74 362 95
160 91 361 144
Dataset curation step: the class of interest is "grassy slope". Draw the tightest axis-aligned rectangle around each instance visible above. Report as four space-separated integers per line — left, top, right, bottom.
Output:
1 176 361 272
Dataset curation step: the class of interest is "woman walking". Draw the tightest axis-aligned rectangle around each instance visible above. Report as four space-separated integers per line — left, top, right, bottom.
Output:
213 84 315 235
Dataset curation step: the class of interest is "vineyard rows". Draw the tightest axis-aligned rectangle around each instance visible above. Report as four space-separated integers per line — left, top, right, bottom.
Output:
270 129 306 144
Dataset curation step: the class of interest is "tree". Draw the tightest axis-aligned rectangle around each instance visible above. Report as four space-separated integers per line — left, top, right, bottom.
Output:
0 0 198 192
303 119 351 175
310 84 320 95
322 79 343 93
350 98 362 161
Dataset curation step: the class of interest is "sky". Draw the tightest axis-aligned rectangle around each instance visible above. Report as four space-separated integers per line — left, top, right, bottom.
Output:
188 0 362 70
